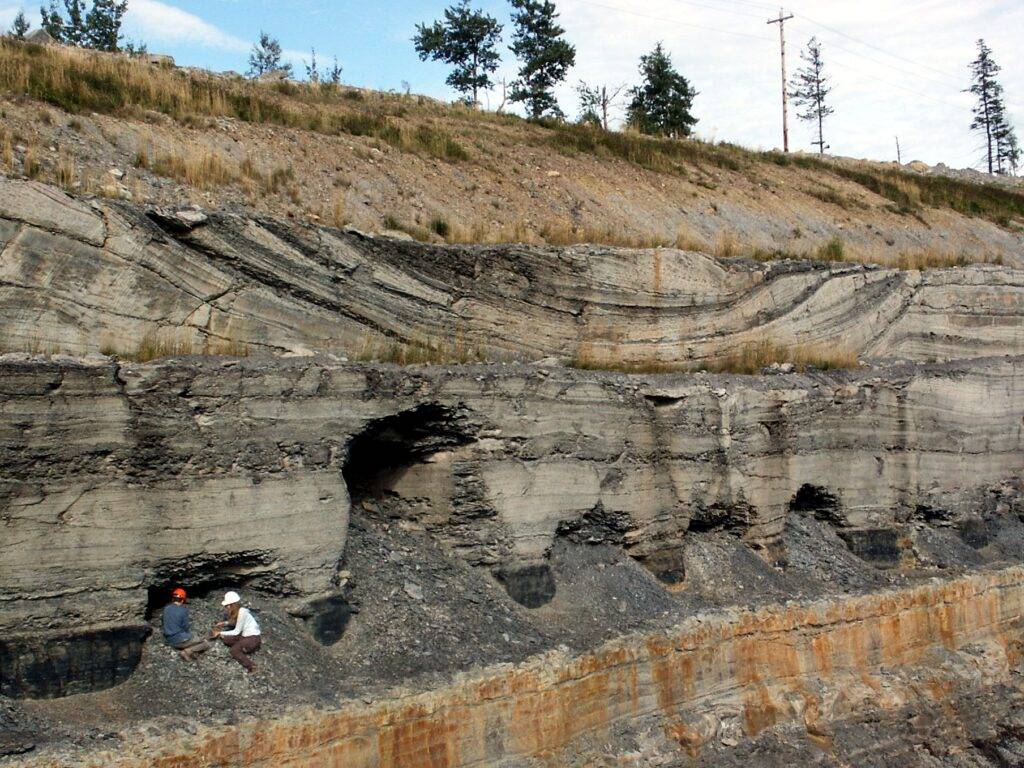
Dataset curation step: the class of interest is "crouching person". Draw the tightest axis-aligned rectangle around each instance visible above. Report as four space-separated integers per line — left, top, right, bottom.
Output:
214 591 261 673
162 587 211 661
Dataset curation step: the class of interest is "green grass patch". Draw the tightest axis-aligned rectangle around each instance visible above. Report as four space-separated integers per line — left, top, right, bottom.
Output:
548 123 745 174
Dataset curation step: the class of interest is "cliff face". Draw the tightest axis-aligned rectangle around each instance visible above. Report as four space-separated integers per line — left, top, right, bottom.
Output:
3 354 1023 704
3 180 1024 365
4 171 1024 765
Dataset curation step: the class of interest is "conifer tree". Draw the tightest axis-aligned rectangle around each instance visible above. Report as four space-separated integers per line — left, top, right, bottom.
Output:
39 1 66 42
508 0 576 119
248 31 292 78
84 0 126 51
967 39 1015 175
626 43 697 137
994 114 1021 176
413 0 502 107
11 10 31 38
789 36 834 154
61 0 86 44
37 0 126 49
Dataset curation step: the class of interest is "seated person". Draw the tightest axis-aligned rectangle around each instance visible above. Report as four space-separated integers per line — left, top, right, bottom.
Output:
214 591 262 673
161 587 211 660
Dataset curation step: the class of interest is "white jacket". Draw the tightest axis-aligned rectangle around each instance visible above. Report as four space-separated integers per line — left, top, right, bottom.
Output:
220 607 261 638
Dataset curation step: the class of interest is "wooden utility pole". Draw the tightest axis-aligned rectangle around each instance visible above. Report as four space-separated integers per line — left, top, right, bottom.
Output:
895 136 902 164
768 8 794 152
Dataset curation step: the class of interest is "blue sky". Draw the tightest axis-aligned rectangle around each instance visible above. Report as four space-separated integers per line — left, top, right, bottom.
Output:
1 1 1021 169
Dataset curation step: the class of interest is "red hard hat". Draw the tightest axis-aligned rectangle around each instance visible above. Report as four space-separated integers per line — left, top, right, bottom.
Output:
171 588 187 600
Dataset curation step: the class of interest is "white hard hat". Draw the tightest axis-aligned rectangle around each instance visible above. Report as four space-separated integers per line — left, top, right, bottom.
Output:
221 591 241 606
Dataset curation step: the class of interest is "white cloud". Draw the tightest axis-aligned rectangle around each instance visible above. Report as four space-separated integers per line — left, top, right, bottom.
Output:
124 0 248 52
123 0 316 73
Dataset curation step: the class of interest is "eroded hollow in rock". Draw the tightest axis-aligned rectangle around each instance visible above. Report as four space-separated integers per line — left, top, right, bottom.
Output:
789 484 843 525
0 625 151 700
493 564 556 608
342 403 476 508
304 595 356 646
145 552 282 620
959 516 994 549
838 528 903 568
633 548 686 585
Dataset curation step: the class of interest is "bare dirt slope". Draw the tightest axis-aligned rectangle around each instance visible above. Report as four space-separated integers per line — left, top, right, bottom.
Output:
1 42 1022 266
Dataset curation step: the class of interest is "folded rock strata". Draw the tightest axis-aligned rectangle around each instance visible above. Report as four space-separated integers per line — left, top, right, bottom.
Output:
2 180 1023 364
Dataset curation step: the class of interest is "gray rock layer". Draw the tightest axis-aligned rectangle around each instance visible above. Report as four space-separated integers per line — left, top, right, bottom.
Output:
2 179 1024 364
2 355 1023 696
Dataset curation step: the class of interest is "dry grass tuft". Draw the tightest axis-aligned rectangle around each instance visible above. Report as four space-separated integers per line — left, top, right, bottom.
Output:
698 340 859 374
136 145 236 189
22 145 41 178
129 332 196 362
1 130 13 171
738 236 999 271
570 338 860 375
887 248 1001 270
713 230 740 259
442 220 538 245
408 218 709 250
549 122 745 175
240 155 296 194
328 194 349 228
54 152 76 188
353 335 488 365
127 331 252 361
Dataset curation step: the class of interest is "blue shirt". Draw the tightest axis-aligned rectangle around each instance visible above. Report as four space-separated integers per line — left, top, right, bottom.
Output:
162 603 192 646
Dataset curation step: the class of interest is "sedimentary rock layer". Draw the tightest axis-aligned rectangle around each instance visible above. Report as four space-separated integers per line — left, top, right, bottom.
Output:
2 179 1024 364
18 567 1024 767
2 354 1023 699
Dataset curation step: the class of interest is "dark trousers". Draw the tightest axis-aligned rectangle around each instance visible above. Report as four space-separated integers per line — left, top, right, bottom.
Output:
220 634 261 671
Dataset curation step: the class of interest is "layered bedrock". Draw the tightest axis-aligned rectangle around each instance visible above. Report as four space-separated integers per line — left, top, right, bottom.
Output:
17 568 1024 768
2 179 1024 365
3 355 1024 698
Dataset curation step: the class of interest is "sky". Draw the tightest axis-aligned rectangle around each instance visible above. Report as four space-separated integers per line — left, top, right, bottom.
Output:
1 0 1021 169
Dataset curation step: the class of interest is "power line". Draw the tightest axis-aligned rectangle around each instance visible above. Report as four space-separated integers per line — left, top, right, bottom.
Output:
655 0 971 95
788 20 963 92
709 0 782 11
797 12 963 85
560 0 988 166
824 56 968 112
656 0 774 21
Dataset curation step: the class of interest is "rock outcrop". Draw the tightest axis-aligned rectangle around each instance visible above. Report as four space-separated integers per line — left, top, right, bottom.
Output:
3 354 1024 701
2 180 1024 365
16 567 1024 767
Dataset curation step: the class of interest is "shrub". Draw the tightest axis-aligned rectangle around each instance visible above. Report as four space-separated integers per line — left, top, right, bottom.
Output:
815 236 845 261
430 216 451 238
